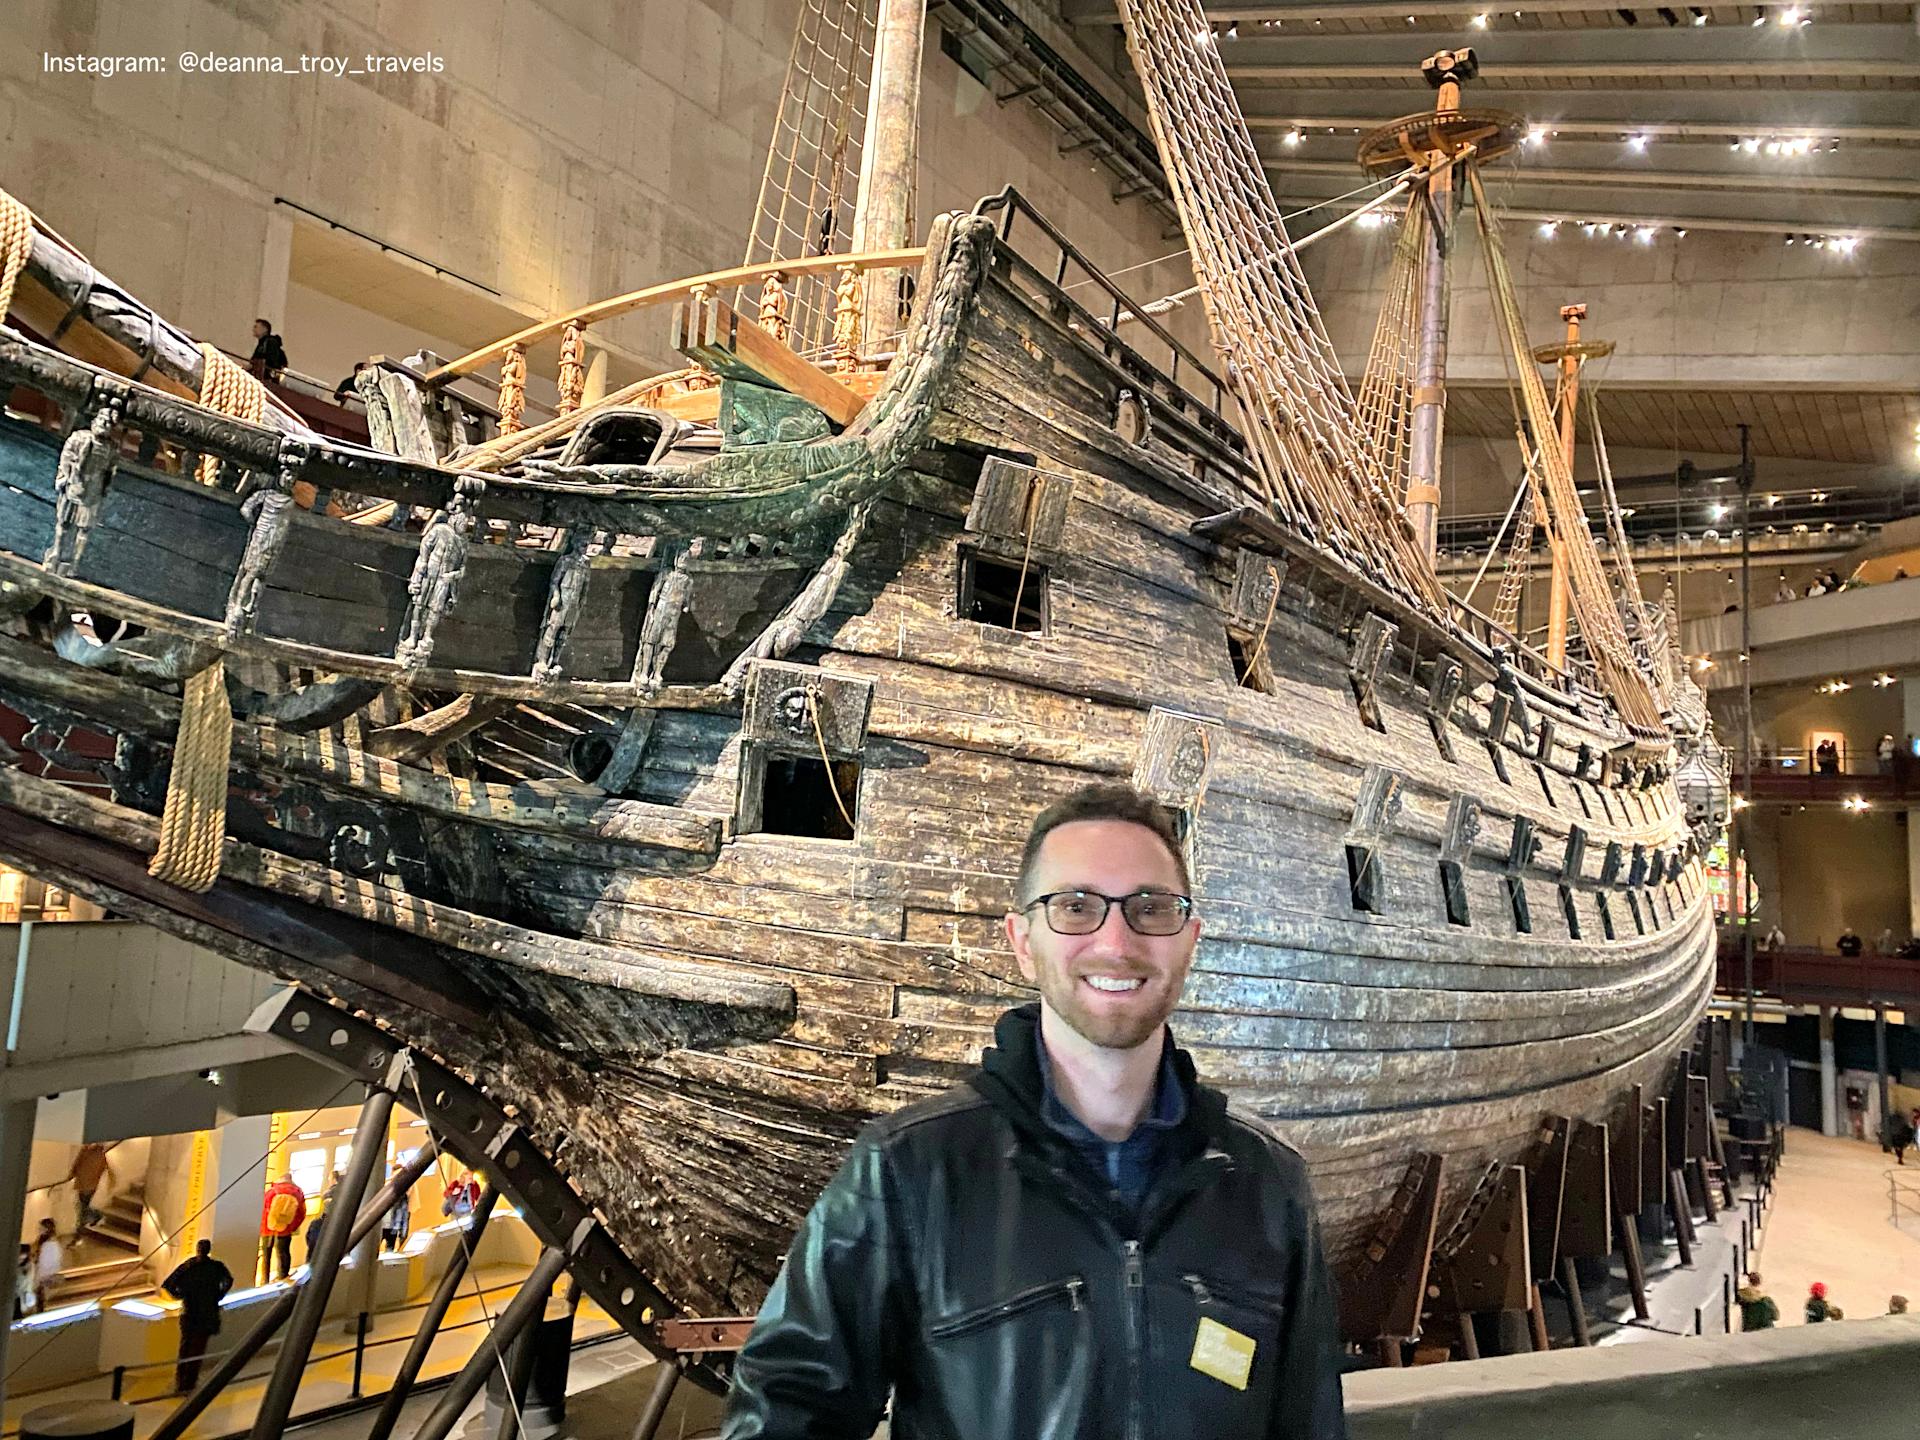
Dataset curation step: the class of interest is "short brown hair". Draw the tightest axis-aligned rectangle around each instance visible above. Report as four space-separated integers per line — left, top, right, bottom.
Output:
1015 783 1189 904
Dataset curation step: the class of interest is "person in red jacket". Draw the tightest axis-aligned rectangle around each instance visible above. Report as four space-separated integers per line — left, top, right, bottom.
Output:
260 1177 307 1282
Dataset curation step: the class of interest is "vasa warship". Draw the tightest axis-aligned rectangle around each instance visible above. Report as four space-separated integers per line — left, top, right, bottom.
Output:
0 0 1725 1380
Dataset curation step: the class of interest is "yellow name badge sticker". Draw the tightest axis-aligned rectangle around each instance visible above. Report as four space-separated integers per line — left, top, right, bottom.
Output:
1189 1316 1257 1391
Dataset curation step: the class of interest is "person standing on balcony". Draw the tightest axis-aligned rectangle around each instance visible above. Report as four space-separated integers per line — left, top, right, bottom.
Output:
260 1175 306 1282
248 319 288 381
162 1239 233 1392
1878 735 1896 774
1816 739 1841 776
1772 575 1796 604
1838 927 1864 957
1763 923 1786 952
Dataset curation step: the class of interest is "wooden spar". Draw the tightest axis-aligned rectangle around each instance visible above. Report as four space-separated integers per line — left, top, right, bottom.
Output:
1404 50 1474 562
673 295 866 425
851 0 927 351
422 249 924 386
0 194 309 434
1546 305 1584 669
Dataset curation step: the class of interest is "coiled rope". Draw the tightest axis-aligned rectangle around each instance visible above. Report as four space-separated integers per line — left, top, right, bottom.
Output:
150 344 270 890
147 657 232 893
193 343 266 483
0 189 33 321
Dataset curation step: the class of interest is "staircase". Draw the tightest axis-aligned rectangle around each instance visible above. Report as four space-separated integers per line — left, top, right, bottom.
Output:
44 1181 152 1307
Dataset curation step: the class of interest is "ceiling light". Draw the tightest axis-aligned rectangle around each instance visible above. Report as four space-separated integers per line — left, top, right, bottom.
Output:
1710 502 1728 519
1844 795 1870 812
1471 11 1490 25
1691 5 1708 20
1811 490 1827 501
1874 673 1897 687
1283 128 1303 146
1225 21 1239 37
1539 220 1558 236
1636 225 1656 243
1524 125 1549 146
1627 134 1649 151
1751 11 1766 23
1581 222 1597 235
1835 235 1858 254
1778 6 1803 22
1675 227 1687 237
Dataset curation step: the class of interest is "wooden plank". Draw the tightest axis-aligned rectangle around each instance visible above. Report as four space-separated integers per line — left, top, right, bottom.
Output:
674 297 865 426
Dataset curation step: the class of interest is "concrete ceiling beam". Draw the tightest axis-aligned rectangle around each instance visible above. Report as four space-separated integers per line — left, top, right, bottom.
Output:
1247 114 1920 147
1065 0 1893 24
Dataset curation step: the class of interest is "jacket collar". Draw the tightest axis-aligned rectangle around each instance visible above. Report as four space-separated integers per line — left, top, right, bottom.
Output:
968 1003 1229 1158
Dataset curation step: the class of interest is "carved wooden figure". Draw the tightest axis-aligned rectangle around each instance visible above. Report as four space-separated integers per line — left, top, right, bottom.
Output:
397 480 483 670
558 322 586 416
45 388 124 576
757 272 791 345
223 445 305 637
499 343 528 435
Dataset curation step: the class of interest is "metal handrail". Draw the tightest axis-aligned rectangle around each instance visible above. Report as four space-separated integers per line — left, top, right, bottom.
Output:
971 186 1232 423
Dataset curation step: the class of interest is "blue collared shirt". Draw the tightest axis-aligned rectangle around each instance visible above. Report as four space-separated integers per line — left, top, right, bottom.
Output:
1035 1030 1188 1220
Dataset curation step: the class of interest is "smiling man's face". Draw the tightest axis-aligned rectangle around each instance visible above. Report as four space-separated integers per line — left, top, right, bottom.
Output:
1005 818 1200 1052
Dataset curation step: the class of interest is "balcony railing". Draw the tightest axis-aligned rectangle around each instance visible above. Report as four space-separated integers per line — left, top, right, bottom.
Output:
1733 749 1919 805
1717 936 1920 1008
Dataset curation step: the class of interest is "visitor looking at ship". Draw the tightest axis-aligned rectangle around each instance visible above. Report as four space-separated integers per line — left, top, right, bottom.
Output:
725 784 1346 1439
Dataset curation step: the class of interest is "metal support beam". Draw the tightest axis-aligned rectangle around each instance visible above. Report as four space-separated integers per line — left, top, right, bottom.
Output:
1876 1002 1892 1141
412 1244 574 1440
493 1263 553 1440
365 1185 504 1440
627 1358 684 1440
150 1112 439 1440
247 1078 397 1440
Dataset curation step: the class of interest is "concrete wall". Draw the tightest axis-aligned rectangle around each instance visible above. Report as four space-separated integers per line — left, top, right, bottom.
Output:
8 0 1205 391
1742 805 1909 947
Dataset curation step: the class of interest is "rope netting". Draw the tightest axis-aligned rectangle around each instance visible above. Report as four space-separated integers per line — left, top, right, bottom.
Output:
1113 0 1442 615
1351 193 1427 509
737 0 877 357
1466 167 1662 731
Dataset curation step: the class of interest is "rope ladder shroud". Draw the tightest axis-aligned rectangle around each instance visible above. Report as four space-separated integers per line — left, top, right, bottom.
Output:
1113 0 1443 619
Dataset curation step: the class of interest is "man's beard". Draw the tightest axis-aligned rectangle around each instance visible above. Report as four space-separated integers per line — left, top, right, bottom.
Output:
1036 961 1178 1051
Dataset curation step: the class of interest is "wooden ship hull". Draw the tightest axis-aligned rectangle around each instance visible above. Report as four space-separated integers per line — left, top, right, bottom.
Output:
0 186 1717 1354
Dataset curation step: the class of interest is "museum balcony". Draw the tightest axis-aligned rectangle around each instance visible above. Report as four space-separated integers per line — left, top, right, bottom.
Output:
1716 934 1920 1011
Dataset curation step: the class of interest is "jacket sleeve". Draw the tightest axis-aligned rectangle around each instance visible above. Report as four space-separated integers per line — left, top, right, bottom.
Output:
1270 1165 1347 1440
722 1130 912 1440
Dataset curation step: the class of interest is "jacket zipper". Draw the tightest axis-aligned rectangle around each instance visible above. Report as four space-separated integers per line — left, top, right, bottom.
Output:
1125 1239 1145 1440
926 1275 1086 1339
1182 1272 1283 1319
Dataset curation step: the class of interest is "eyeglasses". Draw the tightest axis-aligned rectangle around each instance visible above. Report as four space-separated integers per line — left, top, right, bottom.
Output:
1021 890 1194 937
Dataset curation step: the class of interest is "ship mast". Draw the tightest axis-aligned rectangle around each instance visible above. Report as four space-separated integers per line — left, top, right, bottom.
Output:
1532 306 1614 670
1402 49 1479 562
850 0 927 349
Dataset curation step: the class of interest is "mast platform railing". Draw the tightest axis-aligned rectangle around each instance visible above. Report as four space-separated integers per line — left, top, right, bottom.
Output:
419 249 928 436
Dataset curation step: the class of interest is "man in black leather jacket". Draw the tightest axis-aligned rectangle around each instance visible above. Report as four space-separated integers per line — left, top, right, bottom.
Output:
724 784 1347 1438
